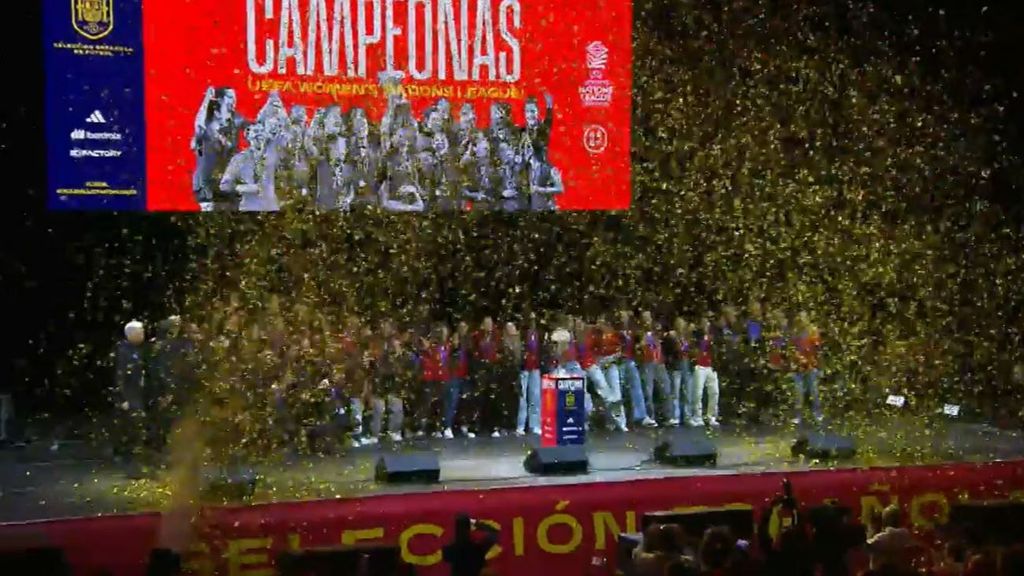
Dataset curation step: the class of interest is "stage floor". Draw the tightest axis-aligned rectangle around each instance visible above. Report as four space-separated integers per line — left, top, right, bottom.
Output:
2 416 1023 523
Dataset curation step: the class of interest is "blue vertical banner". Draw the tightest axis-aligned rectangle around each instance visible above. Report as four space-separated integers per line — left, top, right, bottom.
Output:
541 375 587 447
44 0 147 211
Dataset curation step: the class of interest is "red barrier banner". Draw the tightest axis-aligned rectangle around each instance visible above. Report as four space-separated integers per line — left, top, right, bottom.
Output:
5 461 1024 576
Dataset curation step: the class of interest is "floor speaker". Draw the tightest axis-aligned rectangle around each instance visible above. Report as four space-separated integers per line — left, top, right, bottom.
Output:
653 429 718 467
375 452 441 484
523 445 589 475
791 431 857 459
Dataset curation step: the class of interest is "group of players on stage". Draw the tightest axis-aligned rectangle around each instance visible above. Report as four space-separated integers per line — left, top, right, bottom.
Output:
265 305 825 448
113 305 824 454
191 73 563 213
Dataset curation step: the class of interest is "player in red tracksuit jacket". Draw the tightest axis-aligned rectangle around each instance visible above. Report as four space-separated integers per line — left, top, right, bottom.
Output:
472 317 508 437
516 313 543 436
416 324 451 437
576 319 627 431
613 312 654 427
445 322 473 439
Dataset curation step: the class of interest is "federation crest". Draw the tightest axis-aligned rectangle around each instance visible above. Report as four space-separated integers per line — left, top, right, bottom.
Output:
72 0 114 40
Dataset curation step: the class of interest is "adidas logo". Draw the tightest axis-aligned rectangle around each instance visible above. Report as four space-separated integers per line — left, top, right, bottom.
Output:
85 110 107 124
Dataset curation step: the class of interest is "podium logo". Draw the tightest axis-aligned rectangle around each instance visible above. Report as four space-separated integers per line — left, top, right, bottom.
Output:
71 129 86 140
556 379 584 391
86 110 107 123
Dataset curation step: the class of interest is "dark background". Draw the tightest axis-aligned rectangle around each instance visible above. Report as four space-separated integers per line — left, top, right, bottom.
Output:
5 0 1024 425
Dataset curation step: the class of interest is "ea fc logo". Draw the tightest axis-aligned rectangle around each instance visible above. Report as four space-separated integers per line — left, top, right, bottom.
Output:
72 0 114 41
583 125 608 154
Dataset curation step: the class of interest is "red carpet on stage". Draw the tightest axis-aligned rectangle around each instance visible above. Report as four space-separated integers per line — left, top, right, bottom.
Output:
3 460 1023 576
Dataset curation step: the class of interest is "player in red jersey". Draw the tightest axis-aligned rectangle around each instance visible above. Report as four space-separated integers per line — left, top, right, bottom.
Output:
691 314 721 427
790 311 824 424
666 318 695 426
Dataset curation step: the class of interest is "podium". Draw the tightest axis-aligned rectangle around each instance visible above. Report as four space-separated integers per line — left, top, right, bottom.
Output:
526 374 588 475
540 374 587 447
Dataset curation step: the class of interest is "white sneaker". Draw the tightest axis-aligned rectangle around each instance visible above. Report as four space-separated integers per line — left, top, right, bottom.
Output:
491 430 502 438
514 428 526 437
350 438 362 448
641 417 658 428
465 431 477 439
688 418 704 427
618 424 630 432
443 428 454 439
707 417 720 427
414 430 426 438
667 418 680 427
790 417 802 425
432 431 444 439
530 427 542 435
361 436 379 446
460 425 471 435
389 431 403 442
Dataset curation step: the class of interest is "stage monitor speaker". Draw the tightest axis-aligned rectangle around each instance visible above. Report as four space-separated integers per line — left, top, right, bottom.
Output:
523 445 589 475
949 501 1024 546
278 544 414 576
791 432 857 460
375 452 441 484
642 508 756 541
653 430 718 467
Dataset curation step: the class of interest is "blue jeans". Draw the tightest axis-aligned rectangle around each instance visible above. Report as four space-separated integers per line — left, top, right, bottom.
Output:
642 362 672 420
443 378 462 429
617 359 648 422
516 369 541 431
671 360 695 422
793 369 822 419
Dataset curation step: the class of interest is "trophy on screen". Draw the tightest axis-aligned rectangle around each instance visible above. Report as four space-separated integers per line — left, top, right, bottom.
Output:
378 70 406 93
379 71 408 153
